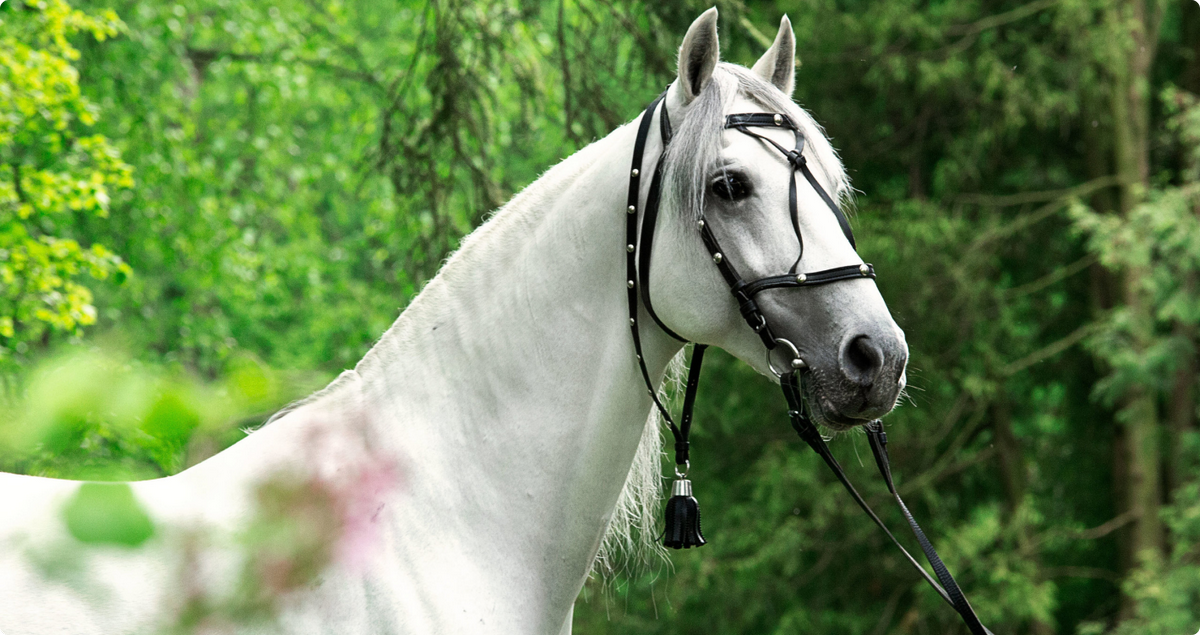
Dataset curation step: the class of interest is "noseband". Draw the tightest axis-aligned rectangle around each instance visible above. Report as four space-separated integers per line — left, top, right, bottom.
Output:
623 91 992 635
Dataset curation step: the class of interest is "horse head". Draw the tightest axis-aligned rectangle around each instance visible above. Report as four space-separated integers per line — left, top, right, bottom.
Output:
646 9 908 431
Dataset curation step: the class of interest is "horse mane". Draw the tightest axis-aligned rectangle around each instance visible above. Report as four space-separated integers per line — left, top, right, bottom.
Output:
592 351 682 575
252 369 364 434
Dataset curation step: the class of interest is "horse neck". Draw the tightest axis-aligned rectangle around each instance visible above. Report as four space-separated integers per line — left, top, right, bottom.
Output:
350 116 681 629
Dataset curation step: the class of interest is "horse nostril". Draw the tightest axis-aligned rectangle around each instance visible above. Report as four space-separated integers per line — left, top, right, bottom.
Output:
841 335 884 387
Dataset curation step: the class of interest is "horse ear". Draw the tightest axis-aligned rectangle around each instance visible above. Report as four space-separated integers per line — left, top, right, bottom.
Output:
751 15 796 97
677 7 720 104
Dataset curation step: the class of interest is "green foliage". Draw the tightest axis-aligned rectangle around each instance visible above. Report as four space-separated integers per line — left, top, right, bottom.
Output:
0 0 132 367
62 481 155 546
0 346 333 630
0 347 314 480
1072 87 1200 404
72 0 657 374
1105 432 1200 635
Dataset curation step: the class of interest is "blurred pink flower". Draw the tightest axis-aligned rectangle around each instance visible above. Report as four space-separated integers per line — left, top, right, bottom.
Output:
331 458 403 572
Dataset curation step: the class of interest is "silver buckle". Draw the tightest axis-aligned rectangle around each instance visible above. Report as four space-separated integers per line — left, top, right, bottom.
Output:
767 337 805 377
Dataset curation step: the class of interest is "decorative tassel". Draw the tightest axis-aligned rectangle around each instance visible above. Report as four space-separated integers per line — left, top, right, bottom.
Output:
663 478 706 549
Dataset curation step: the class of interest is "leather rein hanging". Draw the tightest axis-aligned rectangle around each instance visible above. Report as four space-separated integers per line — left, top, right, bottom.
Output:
623 92 993 635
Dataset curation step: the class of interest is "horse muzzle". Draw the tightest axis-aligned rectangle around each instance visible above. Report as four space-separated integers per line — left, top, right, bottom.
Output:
791 325 908 431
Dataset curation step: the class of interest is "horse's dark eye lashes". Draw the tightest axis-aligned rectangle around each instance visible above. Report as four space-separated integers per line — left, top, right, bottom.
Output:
711 174 750 201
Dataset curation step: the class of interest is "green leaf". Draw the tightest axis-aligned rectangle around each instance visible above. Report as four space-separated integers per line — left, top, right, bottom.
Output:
61 482 155 547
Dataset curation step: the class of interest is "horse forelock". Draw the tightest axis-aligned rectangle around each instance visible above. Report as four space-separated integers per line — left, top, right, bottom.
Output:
663 64 853 226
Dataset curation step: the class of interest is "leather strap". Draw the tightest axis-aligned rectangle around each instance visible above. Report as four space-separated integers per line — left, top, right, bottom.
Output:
626 94 679 422
697 216 875 349
625 92 705 467
725 121 856 249
638 134 686 342
725 113 798 129
782 371 993 635
674 344 707 465
740 264 876 296
689 110 872 349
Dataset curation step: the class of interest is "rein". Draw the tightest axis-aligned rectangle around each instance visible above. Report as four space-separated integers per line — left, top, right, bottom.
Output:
623 92 993 635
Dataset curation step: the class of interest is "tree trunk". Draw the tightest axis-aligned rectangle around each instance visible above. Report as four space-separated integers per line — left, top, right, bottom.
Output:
1167 0 1200 507
993 397 1025 518
1166 319 1196 500
991 397 1054 635
1184 0 1200 95
1106 0 1166 617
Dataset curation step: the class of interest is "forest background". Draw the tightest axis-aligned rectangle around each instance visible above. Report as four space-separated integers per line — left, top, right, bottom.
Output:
2 0 1200 632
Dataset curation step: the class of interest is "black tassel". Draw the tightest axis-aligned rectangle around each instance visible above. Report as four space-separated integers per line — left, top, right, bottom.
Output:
663 478 706 549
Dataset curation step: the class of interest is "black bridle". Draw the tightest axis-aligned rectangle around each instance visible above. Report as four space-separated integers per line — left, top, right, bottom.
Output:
624 92 993 635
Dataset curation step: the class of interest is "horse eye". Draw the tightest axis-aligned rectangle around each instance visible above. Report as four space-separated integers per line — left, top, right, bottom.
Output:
711 174 750 202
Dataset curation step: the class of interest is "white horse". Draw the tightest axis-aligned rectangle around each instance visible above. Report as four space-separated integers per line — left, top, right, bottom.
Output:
0 9 906 634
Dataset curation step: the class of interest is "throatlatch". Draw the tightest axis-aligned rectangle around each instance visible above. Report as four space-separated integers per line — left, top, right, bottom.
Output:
621 91 993 634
